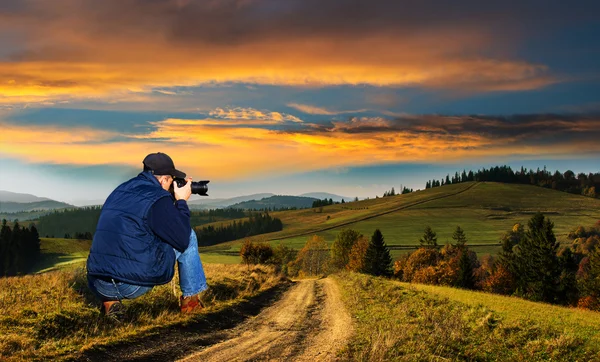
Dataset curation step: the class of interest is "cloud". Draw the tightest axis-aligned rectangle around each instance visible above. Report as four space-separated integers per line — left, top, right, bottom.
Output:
0 0 579 105
209 107 303 123
1 110 598 181
287 103 368 115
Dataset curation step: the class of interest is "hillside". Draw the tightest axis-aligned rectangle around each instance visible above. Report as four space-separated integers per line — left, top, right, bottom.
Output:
299 192 351 202
0 200 74 213
335 272 600 360
227 195 318 210
0 190 52 203
197 182 600 259
188 193 275 209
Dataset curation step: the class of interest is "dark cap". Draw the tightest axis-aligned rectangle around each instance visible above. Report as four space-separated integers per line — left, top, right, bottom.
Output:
143 152 186 179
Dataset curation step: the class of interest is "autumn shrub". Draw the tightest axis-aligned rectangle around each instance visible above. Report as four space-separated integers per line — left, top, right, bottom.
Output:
346 236 369 273
240 239 273 267
482 264 515 295
291 235 330 277
401 247 440 282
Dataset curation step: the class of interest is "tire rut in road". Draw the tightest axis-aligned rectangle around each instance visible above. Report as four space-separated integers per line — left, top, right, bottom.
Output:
180 278 351 362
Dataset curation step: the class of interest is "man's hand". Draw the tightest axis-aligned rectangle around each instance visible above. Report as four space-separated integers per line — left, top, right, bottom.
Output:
174 177 192 201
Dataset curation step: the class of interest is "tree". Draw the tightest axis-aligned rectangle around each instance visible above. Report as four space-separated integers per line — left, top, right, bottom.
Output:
364 229 393 277
456 250 475 289
0 220 10 276
347 236 370 273
513 213 561 302
240 239 274 267
330 229 362 270
419 226 438 248
452 226 467 247
294 235 329 276
557 247 579 305
579 247 600 308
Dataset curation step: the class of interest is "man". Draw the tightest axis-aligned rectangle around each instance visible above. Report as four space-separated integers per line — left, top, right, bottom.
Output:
87 152 208 316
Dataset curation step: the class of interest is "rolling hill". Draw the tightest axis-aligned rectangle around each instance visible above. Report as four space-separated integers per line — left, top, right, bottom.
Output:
227 195 318 210
197 182 600 259
187 193 275 209
299 192 352 202
27 181 600 268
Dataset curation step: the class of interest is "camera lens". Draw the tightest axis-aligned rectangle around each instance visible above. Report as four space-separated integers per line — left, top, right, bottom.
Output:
174 178 209 196
191 181 209 196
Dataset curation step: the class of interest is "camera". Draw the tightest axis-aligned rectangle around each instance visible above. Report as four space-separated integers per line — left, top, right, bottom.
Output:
174 178 210 196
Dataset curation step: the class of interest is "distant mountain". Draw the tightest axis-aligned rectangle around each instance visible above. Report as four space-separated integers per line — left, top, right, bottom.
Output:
0 190 52 203
188 193 275 209
299 192 353 202
228 195 318 210
0 200 74 213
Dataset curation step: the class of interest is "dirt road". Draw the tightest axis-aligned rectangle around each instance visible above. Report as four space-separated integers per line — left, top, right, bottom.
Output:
179 278 353 362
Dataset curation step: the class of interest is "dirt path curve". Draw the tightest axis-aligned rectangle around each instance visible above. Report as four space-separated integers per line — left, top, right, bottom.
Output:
179 277 352 362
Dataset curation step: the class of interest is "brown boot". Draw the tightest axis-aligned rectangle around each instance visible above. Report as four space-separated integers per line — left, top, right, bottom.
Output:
101 300 125 318
180 294 204 314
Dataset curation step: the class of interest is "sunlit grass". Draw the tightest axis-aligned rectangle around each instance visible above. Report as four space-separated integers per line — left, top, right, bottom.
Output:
403 282 600 345
0 264 284 361
335 272 600 361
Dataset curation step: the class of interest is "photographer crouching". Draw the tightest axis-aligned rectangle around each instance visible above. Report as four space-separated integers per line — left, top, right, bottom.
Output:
86 152 209 317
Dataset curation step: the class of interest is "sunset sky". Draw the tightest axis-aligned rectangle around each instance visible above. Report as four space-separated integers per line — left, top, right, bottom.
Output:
1 0 599 204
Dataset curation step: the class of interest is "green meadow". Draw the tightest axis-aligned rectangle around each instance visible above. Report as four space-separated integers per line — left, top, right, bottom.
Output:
23 182 600 269
199 182 600 261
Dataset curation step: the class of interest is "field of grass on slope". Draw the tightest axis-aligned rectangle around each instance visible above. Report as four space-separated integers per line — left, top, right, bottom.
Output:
32 237 241 274
0 264 285 361
199 182 600 260
32 238 93 273
334 272 600 361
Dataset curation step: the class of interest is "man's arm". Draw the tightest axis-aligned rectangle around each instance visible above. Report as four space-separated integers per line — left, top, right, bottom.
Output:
148 196 191 252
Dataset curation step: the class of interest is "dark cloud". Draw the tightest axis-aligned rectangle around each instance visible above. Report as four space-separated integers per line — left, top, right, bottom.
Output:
296 113 600 146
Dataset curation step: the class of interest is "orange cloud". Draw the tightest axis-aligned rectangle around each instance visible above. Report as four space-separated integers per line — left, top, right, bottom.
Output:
0 1 559 105
1 113 597 181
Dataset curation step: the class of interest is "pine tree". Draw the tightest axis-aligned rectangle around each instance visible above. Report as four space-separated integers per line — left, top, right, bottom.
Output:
580 247 600 301
457 250 475 289
419 226 438 248
452 226 467 247
513 213 561 302
364 229 393 277
557 247 579 305
0 219 9 276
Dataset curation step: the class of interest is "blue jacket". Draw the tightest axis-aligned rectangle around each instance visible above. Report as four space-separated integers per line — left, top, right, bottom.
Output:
87 171 177 286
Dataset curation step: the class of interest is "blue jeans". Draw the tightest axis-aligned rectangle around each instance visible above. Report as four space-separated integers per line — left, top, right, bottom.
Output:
88 230 208 301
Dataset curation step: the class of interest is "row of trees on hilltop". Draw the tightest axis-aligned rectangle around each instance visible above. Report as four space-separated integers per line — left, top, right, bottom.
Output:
195 212 283 246
0 220 41 277
382 187 413 197
425 165 599 198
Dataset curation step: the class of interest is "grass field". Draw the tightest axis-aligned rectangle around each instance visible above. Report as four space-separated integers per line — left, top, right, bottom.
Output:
0 264 285 361
32 238 93 273
198 182 600 260
335 272 600 361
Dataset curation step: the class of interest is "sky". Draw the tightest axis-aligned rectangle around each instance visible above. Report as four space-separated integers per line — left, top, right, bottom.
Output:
0 0 599 205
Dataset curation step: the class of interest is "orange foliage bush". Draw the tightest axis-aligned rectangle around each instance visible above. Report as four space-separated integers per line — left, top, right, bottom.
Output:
577 296 600 311
402 247 439 282
346 236 369 273
482 265 515 295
